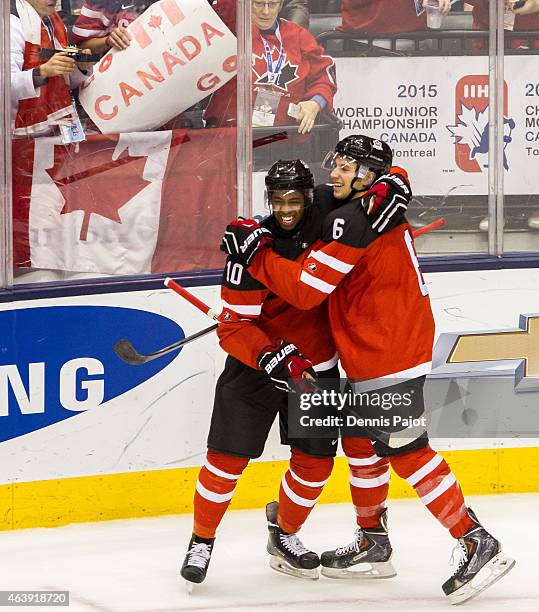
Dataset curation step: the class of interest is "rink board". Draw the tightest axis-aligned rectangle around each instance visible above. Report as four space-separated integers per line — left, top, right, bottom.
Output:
0 447 538 530
1 269 539 530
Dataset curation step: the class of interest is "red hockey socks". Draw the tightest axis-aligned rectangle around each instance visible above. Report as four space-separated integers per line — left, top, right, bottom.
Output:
342 437 390 529
389 444 474 538
193 450 249 539
278 447 334 534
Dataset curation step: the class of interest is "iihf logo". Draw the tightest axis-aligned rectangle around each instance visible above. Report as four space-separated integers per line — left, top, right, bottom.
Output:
446 75 515 173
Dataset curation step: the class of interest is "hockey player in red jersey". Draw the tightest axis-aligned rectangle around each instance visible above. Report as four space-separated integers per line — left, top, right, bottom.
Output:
181 157 411 587
221 135 515 604
180 160 341 587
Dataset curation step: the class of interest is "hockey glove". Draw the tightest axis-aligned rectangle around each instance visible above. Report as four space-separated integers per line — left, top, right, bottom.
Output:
257 338 319 394
221 218 274 267
362 172 412 233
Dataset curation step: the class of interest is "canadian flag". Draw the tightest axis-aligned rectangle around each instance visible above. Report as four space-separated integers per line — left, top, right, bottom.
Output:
12 128 237 275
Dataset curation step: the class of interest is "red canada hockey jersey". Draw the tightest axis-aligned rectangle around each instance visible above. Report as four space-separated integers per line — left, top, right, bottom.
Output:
204 17 336 127
340 0 427 35
217 201 337 372
249 170 435 383
218 250 337 372
72 0 158 44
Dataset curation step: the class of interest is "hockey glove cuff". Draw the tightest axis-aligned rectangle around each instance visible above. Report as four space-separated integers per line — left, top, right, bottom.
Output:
362 172 412 233
221 218 274 267
257 338 319 394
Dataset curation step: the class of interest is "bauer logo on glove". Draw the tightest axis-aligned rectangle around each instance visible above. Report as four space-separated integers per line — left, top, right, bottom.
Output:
257 338 319 394
221 218 274 266
262 342 297 374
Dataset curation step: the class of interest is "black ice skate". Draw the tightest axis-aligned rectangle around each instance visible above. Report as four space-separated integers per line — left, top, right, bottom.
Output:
320 509 396 579
180 534 215 591
442 508 515 605
266 501 320 580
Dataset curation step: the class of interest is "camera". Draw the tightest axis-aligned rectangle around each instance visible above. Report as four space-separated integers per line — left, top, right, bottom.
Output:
39 46 100 63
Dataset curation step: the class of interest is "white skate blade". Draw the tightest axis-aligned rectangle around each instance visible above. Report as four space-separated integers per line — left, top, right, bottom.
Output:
321 560 397 580
269 554 319 580
185 580 195 595
447 552 516 605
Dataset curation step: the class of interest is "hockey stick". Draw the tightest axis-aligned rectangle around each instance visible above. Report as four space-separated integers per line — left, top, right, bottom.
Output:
412 217 446 239
114 323 218 366
115 279 220 366
164 277 219 320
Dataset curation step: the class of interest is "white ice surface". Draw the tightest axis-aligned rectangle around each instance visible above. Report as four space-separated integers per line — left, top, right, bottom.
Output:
0 494 537 611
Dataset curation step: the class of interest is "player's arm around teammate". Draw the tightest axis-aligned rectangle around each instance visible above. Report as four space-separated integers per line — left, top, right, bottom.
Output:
223 137 411 311
221 137 515 603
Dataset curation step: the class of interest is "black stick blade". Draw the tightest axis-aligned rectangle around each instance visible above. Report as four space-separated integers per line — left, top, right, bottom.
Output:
114 339 149 366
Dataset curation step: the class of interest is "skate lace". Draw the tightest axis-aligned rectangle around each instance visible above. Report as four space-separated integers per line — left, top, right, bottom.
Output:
187 542 212 569
279 533 310 557
335 530 361 556
449 539 469 575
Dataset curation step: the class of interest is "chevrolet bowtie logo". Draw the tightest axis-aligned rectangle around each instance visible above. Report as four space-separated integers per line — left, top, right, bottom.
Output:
435 314 539 391
449 315 539 377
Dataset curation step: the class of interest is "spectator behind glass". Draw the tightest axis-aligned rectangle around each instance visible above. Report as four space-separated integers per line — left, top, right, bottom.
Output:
73 0 217 55
10 0 92 137
281 0 310 29
205 0 336 134
464 0 539 48
72 0 161 54
339 0 450 34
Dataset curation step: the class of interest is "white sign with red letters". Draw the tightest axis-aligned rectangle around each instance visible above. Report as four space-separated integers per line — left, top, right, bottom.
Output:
334 55 539 196
79 0 237 133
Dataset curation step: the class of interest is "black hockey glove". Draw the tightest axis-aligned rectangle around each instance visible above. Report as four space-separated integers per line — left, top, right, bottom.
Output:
362 172 412 233
257 338 319 394
221 218 274 267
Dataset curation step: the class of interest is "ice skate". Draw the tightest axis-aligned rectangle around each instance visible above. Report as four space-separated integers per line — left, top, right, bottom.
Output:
442 508 515 605
266 501 320 580
320 509 396 579
180 534 215 591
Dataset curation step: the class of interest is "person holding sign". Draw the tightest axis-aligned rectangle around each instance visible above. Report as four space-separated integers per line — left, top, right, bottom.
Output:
205 0 336 134
72 0 218 55
10 0 93 138
72 1 160 54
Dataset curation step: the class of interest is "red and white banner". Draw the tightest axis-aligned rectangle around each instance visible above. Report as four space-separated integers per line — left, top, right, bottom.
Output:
334 55 539 196
79 0 237 134
12 129 238 275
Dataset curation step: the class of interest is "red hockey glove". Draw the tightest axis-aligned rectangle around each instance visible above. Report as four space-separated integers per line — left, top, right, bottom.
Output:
257 338 319 394
362 172 412 233
221 218 274 267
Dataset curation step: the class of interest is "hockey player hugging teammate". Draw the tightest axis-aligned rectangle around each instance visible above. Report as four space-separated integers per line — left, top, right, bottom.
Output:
180 155 408 588
221 135 515 604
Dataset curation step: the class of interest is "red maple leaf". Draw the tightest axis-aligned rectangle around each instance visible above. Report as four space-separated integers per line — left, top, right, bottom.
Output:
148 14 163 29
46 140 151 241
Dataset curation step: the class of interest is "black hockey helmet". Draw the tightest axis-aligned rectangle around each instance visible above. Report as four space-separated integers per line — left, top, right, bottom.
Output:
265 159 314 208
323 135 393 179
